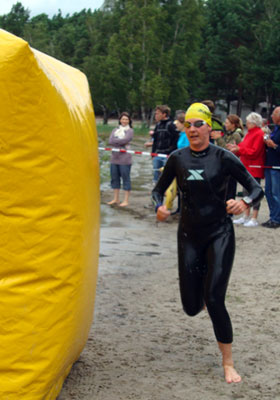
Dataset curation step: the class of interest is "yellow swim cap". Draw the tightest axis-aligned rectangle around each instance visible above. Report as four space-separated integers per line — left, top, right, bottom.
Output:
185 103 212 127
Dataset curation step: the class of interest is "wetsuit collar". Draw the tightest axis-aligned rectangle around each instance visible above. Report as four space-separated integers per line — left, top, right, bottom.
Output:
190 145 210 158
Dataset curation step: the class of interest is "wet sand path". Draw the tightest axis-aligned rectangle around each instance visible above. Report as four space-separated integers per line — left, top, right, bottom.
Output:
59 189 280 400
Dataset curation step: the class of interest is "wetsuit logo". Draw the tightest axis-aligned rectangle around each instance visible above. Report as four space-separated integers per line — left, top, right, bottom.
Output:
187 169 204 180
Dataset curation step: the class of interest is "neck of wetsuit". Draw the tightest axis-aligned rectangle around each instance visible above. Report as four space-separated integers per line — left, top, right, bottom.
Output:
190 145 210 158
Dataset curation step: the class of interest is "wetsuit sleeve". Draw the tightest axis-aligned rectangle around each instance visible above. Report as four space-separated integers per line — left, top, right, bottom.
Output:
225 152 264 207
151 154 176 209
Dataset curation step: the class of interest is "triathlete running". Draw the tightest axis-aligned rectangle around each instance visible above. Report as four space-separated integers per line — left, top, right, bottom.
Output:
152 103 264 383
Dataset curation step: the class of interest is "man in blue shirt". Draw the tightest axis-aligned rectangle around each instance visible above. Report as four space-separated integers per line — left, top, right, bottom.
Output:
262 106 280 228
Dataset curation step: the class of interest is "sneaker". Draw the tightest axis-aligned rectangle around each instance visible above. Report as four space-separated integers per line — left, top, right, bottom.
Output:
233 217 249 225
244 219 258 227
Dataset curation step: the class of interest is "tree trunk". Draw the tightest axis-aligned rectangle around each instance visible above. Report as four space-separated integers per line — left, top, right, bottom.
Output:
149 109 155 129
236 86 243 117
141 3 147 126
101 105 109 125
141 105 146 125
226 94 231 114
251 88 259 112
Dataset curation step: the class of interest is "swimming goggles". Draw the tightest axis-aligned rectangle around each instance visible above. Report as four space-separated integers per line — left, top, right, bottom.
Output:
184 120 207 128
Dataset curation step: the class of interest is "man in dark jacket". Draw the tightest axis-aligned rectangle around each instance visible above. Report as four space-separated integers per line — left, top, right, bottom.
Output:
151 105 178 182
262 106 280 228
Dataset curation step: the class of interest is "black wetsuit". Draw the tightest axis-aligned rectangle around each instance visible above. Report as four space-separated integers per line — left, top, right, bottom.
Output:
152 144 264 343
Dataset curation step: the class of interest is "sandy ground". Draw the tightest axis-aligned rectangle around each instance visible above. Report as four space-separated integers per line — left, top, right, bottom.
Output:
58 184 280 400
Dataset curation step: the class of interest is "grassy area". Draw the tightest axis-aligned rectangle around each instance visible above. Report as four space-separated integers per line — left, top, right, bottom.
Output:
96 123 149 141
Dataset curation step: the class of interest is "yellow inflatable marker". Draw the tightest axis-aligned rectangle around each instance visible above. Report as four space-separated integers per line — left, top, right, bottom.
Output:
158 167 177 211
0 29 100 399
165 178 177 210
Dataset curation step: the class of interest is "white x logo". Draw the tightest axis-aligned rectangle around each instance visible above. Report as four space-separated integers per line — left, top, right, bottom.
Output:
187 170 204 180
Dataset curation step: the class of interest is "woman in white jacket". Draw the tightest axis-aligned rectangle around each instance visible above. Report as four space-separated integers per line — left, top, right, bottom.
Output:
107 112 134 206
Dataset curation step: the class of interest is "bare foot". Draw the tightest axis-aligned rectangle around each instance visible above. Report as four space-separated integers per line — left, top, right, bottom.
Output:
119 201 128 207
107 200 119 205
223 365 242 383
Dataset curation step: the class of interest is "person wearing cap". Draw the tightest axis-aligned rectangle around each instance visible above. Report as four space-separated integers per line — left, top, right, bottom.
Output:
152 103 264 383
201 99 224 144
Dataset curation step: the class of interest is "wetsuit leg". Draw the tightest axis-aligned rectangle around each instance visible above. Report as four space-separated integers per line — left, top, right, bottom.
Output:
178 220 235 344
177 230 206 316
204 220 235 343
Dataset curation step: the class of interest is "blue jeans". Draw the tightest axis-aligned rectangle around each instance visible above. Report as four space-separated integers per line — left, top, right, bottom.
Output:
110 164 131 191
265 169 280 223
152 156 167 182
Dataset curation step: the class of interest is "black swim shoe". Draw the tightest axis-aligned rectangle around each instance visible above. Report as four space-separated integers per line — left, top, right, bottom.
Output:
261 219 272 227
262 220 280 229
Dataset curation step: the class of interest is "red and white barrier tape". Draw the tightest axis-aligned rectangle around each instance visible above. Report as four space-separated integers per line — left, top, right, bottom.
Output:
249 165 280 170
99 149 280 169
98 147 168 158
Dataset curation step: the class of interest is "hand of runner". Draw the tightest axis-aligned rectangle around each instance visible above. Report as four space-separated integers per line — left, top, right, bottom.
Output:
226 199 248 215
157 205 171 222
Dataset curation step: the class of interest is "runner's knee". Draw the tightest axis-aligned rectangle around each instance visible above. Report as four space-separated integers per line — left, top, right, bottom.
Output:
181 299 203 316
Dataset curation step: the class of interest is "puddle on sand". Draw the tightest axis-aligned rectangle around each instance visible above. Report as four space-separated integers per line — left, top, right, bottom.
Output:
100 204 140 229
98 140 159 270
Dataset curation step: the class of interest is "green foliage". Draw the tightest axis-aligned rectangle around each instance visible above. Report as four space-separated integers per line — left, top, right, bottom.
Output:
1 0 280 118
201 0 280 114
0 2 30 36
24 14 52 54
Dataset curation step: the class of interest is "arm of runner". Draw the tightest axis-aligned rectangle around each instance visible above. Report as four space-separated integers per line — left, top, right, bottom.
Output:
224 152 264 208
152 154 176 211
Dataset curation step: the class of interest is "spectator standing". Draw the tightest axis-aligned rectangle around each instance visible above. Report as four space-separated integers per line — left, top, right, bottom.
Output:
262 106 280 228
174 112 189 149
212 114 244 148
107 112 134 207
164 112 189 212
211 114 244 202
227 112 265 227
151 105 178 182
202 100 224 143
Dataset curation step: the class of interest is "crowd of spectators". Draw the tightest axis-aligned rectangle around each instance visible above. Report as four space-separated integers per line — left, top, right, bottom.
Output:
106 103 280 229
